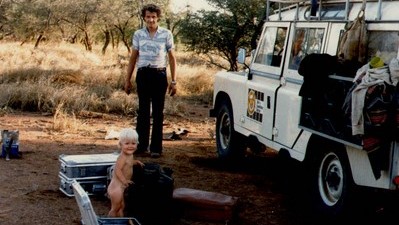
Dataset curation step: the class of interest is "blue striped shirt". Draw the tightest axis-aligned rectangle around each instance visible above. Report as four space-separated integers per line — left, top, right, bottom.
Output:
132 26 174 68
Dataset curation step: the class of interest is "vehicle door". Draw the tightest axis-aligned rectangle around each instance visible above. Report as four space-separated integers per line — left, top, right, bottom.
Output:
243 22 289 140
274 22 329 149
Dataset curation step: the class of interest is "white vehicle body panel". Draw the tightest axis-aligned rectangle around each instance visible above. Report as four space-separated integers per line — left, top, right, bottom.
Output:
212 0 399 191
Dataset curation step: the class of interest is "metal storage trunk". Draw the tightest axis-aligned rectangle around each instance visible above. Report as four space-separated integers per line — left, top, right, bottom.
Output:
72 180 141 225
59 172 107 197
59 152 119 178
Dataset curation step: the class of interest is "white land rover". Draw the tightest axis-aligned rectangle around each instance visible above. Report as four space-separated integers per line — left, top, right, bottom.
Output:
210 0 399 217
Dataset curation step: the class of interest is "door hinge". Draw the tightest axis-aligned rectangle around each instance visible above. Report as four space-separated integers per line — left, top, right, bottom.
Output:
273 127 278 137
280 77 286 86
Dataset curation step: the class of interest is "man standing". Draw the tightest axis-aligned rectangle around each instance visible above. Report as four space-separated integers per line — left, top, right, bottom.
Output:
125 4 177 158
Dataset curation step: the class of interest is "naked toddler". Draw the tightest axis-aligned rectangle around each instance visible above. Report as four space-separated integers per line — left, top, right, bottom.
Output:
107 128 144 217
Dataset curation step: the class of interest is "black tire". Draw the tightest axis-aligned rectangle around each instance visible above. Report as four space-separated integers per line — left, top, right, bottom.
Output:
215 100 246 160
307 145 353 218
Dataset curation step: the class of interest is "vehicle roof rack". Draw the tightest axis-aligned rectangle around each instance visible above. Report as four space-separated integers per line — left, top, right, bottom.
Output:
265 0 385 21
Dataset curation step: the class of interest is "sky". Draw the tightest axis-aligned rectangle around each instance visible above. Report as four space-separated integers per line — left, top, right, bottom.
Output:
170 0 215 12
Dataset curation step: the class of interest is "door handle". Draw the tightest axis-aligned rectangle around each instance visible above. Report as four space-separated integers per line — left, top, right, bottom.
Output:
267 96 271 109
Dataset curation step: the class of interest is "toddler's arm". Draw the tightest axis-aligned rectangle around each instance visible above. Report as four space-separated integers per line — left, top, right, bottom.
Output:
134 159 144 167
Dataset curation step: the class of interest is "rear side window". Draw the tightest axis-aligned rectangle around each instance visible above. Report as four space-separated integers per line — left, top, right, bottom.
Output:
367 31 399 63
288 27 325 70
254 27 287 67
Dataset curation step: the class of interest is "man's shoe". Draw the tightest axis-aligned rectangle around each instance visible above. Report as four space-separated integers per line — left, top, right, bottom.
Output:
134 150 150 156
150 152 161 158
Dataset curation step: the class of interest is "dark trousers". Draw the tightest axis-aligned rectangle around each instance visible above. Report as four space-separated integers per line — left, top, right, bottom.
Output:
135 68 168 153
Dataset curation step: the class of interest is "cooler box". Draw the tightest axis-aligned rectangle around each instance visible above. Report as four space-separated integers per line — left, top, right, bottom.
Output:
59 152 119 178
1 130 20 159
173 187 239 223
1 143 19 158
59 172 107 197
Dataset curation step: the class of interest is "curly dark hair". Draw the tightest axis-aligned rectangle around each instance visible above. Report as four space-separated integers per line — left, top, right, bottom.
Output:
141 4 162 19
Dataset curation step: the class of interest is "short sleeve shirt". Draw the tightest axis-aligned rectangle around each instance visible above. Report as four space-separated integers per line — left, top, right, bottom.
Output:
132 27 174 68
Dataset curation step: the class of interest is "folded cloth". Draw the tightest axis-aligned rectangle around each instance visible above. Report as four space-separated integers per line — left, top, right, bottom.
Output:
389 57 399 86
351 64 391 135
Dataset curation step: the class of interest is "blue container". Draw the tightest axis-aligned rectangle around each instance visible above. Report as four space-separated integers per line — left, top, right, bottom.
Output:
1 141 19 158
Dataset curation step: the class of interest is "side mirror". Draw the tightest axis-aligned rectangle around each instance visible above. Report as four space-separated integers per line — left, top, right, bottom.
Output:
237 48 252 80
237 48 246 64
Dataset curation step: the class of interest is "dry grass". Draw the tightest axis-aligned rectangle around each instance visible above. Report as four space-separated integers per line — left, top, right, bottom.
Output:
0 42 218 128
52 103 81 132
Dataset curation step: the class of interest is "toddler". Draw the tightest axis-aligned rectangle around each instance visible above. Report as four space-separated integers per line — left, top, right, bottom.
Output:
107 128 144 217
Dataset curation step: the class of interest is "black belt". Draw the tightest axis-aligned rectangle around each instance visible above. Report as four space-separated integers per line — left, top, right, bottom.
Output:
138 67 166 72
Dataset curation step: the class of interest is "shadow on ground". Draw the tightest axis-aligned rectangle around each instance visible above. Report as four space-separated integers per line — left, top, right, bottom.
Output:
190 153 399 225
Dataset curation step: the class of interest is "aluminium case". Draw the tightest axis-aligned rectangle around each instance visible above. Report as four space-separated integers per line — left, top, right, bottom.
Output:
59 172 107 197
59 152 119 178
72 180 141 225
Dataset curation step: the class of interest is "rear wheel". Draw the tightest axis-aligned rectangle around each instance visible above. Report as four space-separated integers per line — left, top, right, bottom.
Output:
308 144 353 218
215 100 246 160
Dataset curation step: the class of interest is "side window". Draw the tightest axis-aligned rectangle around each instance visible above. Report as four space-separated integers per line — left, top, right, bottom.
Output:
367 31 399 63
288 28 325 70
254 27 287 67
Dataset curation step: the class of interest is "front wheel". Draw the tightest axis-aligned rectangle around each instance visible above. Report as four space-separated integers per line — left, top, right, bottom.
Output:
215 101 246 160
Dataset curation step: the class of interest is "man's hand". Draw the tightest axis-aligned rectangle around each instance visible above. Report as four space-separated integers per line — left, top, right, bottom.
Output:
125 82 132 95
168 83 177 96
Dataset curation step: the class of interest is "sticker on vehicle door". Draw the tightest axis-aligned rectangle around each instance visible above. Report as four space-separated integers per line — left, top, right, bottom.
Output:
247 89 264 122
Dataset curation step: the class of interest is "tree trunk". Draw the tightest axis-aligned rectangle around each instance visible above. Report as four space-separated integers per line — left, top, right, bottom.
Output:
122 37 130 53
84 31 92 51
102 29 110 55
111 30 115 49
34 33 44 48
70 34 77 43
115 25 130 53
229 60 238 71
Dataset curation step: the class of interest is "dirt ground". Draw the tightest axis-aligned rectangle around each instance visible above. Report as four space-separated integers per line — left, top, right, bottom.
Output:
1 103 399 225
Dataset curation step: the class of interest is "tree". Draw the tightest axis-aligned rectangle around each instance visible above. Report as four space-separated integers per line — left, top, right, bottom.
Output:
5 0 57 47
97 0 170 54
0 0 12 40
0 0 172 52
96 0 138 54
57 0 100 51
178 0 266 71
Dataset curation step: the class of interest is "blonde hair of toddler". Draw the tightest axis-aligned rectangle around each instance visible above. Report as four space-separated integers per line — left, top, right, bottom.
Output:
118 128 138 146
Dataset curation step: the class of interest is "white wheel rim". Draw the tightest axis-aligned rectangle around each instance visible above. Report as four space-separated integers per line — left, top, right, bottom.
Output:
318 152 344 206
